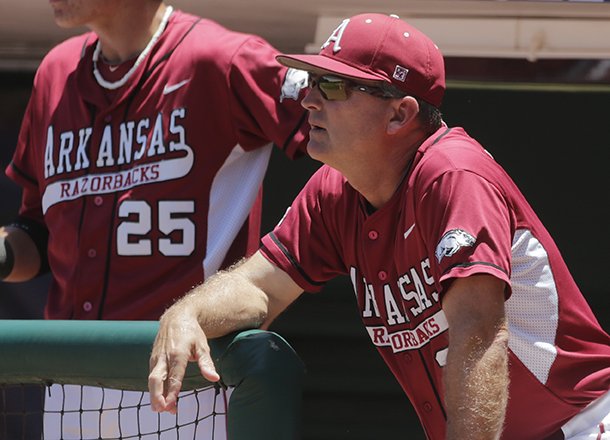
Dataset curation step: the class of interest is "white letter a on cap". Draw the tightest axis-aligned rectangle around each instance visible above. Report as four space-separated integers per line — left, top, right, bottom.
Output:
321 18 350 53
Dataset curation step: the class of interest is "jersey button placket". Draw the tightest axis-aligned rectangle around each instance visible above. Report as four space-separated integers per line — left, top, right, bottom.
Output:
74 166 113 318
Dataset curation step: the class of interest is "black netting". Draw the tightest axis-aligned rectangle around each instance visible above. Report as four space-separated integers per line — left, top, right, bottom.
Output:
0 384 228 440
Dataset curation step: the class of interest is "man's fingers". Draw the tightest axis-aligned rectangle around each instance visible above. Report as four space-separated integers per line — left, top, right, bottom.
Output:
148 357 169 412
148 312 221 413
195 338 220 382
164 356 188 412
148 342 188 414
197 354 220 382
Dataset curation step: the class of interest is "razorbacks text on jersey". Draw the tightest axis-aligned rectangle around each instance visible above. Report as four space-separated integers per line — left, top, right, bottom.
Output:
261 126 610 440
7 10 308 320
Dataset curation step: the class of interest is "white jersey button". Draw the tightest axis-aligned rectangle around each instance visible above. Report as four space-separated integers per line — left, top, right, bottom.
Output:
83 301 93 312
94 196 103 206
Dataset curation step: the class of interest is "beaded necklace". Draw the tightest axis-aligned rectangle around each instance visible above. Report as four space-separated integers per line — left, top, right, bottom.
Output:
92 6 173 90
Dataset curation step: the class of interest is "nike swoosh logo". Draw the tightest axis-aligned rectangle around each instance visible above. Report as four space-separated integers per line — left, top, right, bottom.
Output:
403 223 416 239
163 79 190 95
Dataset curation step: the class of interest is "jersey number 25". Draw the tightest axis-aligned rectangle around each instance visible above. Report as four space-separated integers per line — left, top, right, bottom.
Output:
116 199 195 256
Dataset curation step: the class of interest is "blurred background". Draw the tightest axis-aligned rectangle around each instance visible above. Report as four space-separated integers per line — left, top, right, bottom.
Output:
1 1 609 438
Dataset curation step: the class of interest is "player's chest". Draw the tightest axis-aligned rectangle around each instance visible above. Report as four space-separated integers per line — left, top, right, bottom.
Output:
348 229 446 359
36 76 227 184
39 102 189 175
343 195 443 334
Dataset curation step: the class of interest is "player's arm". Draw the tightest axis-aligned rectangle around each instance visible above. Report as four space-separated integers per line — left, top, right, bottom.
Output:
148 250 303 413
442 274 509 440
0 225 42 282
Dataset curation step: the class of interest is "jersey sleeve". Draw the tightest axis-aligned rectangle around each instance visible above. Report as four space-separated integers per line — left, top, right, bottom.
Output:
227 37 309 159
416 169 513 298
260 167 347 292
5 79 46 226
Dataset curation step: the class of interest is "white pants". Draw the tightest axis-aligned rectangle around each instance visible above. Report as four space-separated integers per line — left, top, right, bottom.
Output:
563 390 610 440
44 384 229 440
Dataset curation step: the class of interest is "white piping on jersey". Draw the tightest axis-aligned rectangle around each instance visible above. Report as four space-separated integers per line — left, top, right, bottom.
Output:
202 143 273 279
505 228 559 385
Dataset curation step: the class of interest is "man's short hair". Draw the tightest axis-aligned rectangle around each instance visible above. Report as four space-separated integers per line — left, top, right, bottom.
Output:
378 82 443 133
416 98 443 133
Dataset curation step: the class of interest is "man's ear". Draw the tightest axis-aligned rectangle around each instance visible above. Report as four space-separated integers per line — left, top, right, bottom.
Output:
387 96 419 135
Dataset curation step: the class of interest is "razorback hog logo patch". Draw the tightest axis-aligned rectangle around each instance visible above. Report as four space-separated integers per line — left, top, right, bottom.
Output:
435 229 476 263
280 68 308 102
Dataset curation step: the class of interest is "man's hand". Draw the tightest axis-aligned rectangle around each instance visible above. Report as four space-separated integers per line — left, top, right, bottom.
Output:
147 251 304 413
148 307 220 414
0 226 41 282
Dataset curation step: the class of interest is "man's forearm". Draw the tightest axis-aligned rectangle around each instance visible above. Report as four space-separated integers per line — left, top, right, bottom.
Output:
149 252 303 411
164 260 269 339
444 322 509 439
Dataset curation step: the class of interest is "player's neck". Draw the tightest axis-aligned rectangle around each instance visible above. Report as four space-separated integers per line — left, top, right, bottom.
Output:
345 156 411 210
91 2 168 64
348 132 425 209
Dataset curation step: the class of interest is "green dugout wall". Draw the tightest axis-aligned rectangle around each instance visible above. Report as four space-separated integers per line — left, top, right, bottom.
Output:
0 322 305 439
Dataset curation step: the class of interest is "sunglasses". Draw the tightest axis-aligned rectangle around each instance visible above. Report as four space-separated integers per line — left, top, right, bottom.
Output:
307 74 405 101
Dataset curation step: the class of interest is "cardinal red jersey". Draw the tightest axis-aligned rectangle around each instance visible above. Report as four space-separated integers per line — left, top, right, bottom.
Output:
261 126 610 440
7 10 308 320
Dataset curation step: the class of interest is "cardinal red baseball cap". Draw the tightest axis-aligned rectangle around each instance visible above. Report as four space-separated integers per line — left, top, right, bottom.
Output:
276 13 445 107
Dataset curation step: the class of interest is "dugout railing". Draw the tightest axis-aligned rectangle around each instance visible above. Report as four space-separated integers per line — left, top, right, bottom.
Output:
0 320 305 439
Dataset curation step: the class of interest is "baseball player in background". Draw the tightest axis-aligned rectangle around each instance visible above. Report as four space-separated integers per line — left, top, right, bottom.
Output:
0 0 309 438
149 13 610 440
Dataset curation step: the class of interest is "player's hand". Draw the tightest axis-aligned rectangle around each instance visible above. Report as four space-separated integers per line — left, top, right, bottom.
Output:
148 306 220 413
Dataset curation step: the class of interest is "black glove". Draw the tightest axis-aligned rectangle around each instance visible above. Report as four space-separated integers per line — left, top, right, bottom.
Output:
0 234 14 280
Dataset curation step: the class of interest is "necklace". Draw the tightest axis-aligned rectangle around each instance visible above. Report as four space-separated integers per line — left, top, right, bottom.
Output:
92 5 173 90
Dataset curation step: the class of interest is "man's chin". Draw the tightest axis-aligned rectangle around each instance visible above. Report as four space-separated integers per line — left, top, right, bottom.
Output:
305 143 327 164
51 14 74 29
50 9 85 29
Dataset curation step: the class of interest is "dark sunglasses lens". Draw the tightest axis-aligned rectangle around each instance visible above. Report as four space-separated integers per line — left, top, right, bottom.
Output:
309 75 349 101
318 79 348 101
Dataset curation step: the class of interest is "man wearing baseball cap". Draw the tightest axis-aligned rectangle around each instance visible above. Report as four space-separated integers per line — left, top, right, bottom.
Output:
150 13 610 439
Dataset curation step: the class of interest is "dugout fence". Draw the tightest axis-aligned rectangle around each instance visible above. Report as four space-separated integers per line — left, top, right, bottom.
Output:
0 320 305 440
